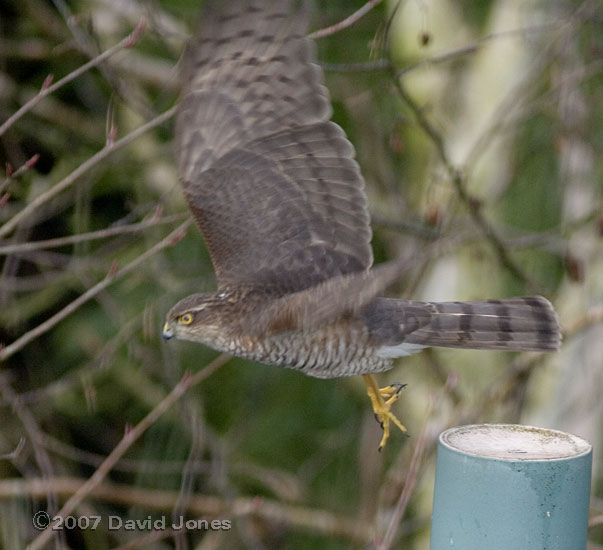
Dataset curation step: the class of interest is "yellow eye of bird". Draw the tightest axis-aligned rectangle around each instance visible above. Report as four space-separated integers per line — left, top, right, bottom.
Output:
178 313 193 325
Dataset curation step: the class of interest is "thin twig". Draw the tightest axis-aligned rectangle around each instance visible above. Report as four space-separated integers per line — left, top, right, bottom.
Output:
1 316 141 406
321 59 391 72
0 155 39 194
0 374 60 538
309 0 384 39
376 395 434 550
0 438 25 460
0 106 176 240
0 213 185 255
562 305 603 340
396 19 567 79
0 219 191 361
589 514 603 528
370 212 440 240
26 353 230 550
0 19 146 138
459 0 597 178
0 472 373 545
392 79 531 285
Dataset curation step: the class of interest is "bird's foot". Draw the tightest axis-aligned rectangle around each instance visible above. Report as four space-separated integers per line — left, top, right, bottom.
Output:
379 383 407 402
362 374 407 451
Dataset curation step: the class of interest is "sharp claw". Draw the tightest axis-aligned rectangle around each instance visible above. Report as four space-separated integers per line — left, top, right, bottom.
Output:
363 375 407 450
392 383 407 395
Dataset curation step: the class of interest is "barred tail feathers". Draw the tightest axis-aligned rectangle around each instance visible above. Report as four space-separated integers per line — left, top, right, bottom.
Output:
368 296 561 357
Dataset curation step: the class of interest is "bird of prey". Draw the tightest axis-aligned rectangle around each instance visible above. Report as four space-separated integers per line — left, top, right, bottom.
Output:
162 0 561 449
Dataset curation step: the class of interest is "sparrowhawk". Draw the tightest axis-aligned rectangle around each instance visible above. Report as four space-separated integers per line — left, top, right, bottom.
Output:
162 0 561 449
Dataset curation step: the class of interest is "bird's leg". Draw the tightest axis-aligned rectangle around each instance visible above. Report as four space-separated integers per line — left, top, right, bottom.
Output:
362 374 407 451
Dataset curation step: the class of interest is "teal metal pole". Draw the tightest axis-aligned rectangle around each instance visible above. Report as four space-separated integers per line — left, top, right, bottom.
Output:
430 424 592 550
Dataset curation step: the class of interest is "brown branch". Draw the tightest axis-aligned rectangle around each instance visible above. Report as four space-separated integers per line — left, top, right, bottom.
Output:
396 19 567 79
1 315 141 407
376 393 434 550
26 353 231 550
309 0 384 39
0 213 186 255
562 305 603 340
0 373 60 532
0 473 372 545
370 212 441 240
392 79 531 286
321 59 391 72
0 155 39 194
0 219 191 362
0 438 25 460
0 106 176 240
589 514 603 528
318 10 564 74
464 1 597 171
0 19 145 138
479 302 603 413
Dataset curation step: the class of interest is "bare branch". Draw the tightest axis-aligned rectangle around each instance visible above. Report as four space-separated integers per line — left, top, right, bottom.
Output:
27 354 230 550
0 213 186 255
309 0 384 39
0 19 146 138
0 373 60 530
392 79 531 286
589 514 603 528
2 472 373 545
377 393 435 549
0 155 39 195
396 19 568 79
0 438 25 461
321 59 391 72
563 306 603 340
0 219 191 361
0 106 176 240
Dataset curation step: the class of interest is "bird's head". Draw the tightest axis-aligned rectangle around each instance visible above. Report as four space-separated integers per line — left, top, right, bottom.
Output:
162 291 235 345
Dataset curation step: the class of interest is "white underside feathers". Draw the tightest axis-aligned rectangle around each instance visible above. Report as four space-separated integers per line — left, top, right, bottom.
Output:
376 342 427 358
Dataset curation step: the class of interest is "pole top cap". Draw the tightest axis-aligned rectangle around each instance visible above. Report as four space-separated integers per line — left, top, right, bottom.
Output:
440 424 591 461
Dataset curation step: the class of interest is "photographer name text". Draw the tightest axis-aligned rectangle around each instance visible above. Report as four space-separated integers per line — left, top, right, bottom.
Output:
32 511 231 531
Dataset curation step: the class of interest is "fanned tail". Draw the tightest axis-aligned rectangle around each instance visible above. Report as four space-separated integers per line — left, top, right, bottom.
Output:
364 296 561 356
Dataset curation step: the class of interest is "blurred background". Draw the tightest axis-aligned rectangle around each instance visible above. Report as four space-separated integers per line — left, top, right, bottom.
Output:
0 0 601 548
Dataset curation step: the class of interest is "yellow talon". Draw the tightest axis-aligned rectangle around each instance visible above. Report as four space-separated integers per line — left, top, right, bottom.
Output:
363 374 407 450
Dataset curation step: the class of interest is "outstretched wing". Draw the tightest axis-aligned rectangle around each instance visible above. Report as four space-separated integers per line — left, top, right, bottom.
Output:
175 0 373 296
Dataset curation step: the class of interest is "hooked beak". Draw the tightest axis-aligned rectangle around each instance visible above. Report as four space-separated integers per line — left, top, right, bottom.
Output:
162 322 174 340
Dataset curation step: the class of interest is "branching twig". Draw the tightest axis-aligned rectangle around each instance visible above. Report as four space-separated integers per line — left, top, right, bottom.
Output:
0 155 39 194
0 438 25 460
0 19 146 138
0 106 176 240
562 306 603 340
322 59 391 72
396 20 568 79
370 212 441 240
1 315 141 406
1 471 373 546
26 353 229 550
589 515 603 528
376 394 434 550
0 213 185 255
0 219 191 361
309 0 384 39
392 79 531 285
0 374 60 536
